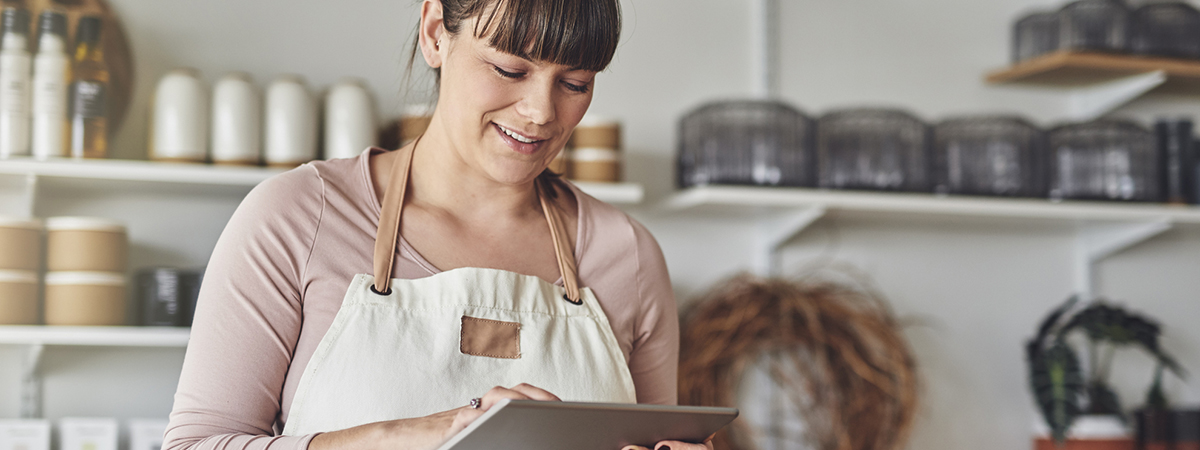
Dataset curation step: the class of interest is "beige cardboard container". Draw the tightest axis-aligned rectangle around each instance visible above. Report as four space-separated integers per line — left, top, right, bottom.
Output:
570 116 620 149
570 147 621 182
0 271 38 325
45 272 126 326
46 217 127 272
0 217 42 271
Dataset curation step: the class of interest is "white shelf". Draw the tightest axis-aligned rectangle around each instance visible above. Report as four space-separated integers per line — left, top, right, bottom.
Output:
0 157 644 204
665 185 1200 224
0 326 190 347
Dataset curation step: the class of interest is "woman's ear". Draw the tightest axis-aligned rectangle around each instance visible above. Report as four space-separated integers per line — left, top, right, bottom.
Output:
419 0 446 69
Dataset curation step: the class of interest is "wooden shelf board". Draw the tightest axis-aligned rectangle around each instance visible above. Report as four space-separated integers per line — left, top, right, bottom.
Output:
986 51 1200 86
665 185 1200 224
0 325 190 347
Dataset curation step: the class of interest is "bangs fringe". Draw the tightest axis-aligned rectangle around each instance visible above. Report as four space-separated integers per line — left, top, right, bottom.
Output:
468 0 620 72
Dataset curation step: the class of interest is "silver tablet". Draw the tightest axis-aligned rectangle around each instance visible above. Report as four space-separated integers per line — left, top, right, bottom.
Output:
435 400 739 450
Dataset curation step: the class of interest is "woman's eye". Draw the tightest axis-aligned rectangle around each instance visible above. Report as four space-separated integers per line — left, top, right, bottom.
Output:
493 66 524 79
563 81 590 93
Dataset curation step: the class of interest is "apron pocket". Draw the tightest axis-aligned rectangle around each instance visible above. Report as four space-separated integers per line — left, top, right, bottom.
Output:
460 316 521 359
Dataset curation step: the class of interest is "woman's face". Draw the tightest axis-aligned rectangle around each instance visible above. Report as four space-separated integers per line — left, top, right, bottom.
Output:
433 20 597 186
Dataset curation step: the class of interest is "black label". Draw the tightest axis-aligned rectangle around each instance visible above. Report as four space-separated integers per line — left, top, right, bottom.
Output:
69 80 107 119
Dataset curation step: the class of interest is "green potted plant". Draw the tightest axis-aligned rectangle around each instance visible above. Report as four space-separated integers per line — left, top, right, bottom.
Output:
1026 296 1184 448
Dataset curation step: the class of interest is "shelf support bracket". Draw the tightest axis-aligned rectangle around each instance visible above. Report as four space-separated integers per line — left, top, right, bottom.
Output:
755 205 827 276
1067 70 1166 122
1073 219 1172 299
20 343 44 418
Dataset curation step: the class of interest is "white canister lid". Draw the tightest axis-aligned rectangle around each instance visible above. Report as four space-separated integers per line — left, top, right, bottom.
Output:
0 216 42 230
46 217 126 232
577 114 620 128
572 147 620 162
0 270 38 283
46 271 126 286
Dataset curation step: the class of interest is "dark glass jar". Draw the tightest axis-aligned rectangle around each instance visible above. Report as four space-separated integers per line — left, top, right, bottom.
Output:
933 116 1047 197
677 100 816 188
1014 11 1061 63
1059 0 1130 53
816 108 931 192
1130 2 1200 59
1047 120 1159 201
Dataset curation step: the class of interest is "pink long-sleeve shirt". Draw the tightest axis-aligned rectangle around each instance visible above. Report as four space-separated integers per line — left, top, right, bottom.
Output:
163 148 679 450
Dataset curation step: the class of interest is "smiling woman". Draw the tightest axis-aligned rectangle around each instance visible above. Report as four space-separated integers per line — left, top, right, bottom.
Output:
162 1 689 450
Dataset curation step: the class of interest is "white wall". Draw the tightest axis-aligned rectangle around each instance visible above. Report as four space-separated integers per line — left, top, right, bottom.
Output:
2 1 1199 450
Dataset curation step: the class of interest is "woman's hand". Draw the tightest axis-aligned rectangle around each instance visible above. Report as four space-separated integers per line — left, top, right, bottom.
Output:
309 383 561 450
622 436 715 450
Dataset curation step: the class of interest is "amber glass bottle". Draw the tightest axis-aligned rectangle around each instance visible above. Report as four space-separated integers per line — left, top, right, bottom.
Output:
68 16 108 158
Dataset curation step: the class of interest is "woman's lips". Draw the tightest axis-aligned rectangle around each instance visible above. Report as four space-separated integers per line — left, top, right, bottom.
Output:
493 122 544 155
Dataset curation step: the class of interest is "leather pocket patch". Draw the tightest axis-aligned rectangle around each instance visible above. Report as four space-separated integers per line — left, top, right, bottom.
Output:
460 316 521 359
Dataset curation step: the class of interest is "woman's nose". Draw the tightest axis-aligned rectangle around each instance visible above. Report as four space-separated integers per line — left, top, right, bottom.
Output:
515 81 557 126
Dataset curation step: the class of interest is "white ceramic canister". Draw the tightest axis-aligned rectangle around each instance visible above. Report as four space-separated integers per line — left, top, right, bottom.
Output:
264 75 317 167
211 72 261 165
0 216 42 271
46 217 127 272
0 270 38 325
324 78 377 160
150 68 209 162
45 272 126 326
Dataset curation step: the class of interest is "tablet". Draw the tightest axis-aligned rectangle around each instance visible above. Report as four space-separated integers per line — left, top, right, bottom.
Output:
435 400 739 450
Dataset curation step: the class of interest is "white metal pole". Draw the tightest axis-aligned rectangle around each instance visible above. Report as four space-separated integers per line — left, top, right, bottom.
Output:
750 0 779 98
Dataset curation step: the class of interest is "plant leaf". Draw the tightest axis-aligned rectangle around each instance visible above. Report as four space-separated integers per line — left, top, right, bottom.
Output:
1029 339 1085 443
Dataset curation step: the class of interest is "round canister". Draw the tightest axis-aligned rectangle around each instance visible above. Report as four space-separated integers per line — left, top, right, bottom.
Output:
45 271 126 326
264 75 317 168
0 217 42 271
0 270 38 325
46 217 127 272
324 78 377 160
211 72 261 166
150 68 209 163
570 147 621 182
571 116 621 149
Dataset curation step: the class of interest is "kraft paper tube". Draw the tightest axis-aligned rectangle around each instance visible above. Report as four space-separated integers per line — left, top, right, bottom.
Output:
570 147 621 182
46 217 127 272
0 271 38 325
0 218 42 271
45 272 127 326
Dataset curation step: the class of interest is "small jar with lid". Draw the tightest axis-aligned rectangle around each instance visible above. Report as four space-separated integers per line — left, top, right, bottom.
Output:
0 217 42 271
150 68 209 163
46 217 127 272
45 271 126 326
211 72 262 165
264 75 317 167
569 116 622 183
0 270 38 324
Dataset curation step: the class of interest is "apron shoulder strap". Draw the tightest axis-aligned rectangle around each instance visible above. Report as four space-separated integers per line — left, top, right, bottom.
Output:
371 142 582 301
537 178 582 303
372 145 416 294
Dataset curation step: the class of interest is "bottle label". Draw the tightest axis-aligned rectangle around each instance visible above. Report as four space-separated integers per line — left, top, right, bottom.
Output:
0 53 31 114
70 80 107 119
33 56 68 115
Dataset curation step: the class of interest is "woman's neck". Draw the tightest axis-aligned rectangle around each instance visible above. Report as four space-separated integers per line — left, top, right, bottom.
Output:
406 114 543 222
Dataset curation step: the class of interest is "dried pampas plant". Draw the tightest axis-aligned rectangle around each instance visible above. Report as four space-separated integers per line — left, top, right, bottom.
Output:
678 274 918 450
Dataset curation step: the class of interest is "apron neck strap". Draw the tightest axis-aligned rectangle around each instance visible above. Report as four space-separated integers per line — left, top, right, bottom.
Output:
372 144 582 302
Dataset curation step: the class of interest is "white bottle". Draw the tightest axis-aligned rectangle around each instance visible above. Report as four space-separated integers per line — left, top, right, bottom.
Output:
30 10 69 160
211 73 261 165
150 68 208 162
0 8 32 158
264 75 316 167
324 78 377 160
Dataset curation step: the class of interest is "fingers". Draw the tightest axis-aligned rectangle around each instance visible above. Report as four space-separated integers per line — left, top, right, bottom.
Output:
508 383 562 402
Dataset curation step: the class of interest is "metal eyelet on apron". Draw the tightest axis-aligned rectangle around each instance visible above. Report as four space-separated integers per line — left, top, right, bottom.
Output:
280 142 637 436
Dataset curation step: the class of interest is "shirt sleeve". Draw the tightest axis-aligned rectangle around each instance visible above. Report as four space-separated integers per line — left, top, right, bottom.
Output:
626 218 680 405
164 166 325 450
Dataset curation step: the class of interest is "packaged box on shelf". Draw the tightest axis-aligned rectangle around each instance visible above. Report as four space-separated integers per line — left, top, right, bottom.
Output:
129 419 169 450
0 420 51 450
59 418 118 450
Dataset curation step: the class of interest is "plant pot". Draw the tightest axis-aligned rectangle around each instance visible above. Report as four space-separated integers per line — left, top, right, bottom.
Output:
1034 415 1134 450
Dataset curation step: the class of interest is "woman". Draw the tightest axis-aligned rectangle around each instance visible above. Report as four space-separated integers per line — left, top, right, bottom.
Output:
165 1 699 449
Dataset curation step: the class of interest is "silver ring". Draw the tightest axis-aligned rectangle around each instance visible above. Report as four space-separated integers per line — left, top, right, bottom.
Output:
470 398 483 409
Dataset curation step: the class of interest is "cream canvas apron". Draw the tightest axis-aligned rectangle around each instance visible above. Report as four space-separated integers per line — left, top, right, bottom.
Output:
282 145 637 436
